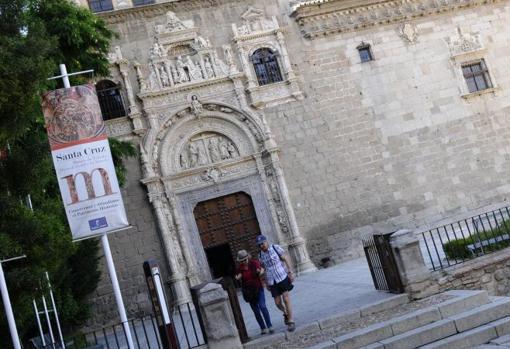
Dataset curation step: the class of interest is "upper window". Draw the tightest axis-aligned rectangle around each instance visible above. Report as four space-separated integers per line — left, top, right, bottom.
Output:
88 0 113 12
96 80 126 121
132 0 155 6
357 42 374 63
462 60 493 93
251 48 283 86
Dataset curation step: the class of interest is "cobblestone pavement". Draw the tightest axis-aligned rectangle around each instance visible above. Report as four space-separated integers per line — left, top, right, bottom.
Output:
237 258 395 339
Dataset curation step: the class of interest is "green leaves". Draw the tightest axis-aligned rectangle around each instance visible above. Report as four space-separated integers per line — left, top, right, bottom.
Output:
0 0 117 346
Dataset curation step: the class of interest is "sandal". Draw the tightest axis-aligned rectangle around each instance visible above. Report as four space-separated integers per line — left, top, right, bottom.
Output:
287 321 296 332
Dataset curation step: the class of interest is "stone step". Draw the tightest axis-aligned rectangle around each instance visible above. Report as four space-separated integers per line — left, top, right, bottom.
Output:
243 294 410 349
328 290 490 349
420 315 510 349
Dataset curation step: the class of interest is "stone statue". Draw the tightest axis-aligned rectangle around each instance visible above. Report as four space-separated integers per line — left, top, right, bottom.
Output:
187 143 199 167
227 141 237 158
212 52 229 76
190 95 203 116
208 138 221 163
186 56 203 81
194 36 209 49
159 66 170 87
180 153 189 169
204 56 215 79
176 56 189 83
218 138 230 160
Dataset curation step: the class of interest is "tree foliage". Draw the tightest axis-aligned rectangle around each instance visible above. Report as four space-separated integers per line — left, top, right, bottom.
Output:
0 1 129 347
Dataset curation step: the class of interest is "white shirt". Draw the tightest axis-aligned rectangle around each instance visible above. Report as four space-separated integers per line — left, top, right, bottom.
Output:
259 244 287 286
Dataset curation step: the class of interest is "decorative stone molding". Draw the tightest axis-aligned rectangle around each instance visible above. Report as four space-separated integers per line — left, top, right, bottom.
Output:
399 23 418 44
132 11 239 100
291 0 503 39
232 7 304 109
97 0 241 24
444 27 498 99
446 27 485 59
105 117 134 137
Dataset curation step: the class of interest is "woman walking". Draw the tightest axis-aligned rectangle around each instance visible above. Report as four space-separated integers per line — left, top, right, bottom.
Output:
235 249 274 335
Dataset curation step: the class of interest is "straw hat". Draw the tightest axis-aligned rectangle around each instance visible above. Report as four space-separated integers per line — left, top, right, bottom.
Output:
236 249 249 262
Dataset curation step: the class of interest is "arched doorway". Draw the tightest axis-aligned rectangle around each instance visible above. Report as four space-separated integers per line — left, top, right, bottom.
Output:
193 192 261 279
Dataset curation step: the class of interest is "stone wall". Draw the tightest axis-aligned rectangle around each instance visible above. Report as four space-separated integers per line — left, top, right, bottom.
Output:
84 0 510 326
435 249 510 296
98 0 510 267
84 151 171 329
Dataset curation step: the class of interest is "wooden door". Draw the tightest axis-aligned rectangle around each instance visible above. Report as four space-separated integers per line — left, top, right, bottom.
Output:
193 192 261 278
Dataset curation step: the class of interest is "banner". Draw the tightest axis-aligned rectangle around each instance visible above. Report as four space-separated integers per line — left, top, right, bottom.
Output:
41 84 129 240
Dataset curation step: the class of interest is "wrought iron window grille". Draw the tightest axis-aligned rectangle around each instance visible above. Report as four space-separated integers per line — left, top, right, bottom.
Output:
251 48 284 86
357 42 374 63
88 0 113 12
462 59 493 93
96 80 127 121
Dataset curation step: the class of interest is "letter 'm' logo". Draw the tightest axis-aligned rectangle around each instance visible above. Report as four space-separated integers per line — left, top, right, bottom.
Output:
62 168 113 204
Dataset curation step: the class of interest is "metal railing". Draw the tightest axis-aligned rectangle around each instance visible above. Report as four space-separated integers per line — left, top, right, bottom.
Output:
36 302 205 349
419 206 510 271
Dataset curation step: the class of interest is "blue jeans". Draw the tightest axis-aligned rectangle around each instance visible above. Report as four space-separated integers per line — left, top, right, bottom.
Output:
249 289 273 330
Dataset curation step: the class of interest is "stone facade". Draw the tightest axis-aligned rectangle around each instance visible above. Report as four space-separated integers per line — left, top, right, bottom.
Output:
79 0 510 327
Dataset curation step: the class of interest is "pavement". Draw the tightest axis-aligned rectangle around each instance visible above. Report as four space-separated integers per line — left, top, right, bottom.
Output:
237 257 396 339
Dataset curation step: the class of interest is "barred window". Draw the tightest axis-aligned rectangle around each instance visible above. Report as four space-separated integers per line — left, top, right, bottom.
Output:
96 80 126 121
132 0 155 6
462 60 493 93
357 42 374 63
88 0 113 12
251 48 283 86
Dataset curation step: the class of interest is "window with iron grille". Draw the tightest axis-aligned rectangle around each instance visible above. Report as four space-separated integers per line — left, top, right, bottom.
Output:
462 59 493 93
357 42 373 63
132 0 155 6
96 80 127 121
88 0 113 12
251 48 284 86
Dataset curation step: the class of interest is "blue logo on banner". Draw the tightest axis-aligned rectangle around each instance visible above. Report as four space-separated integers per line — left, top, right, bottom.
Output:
89 217 108 231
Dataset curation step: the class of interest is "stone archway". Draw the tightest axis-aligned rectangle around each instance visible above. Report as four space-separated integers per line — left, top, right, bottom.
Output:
140 102 315 305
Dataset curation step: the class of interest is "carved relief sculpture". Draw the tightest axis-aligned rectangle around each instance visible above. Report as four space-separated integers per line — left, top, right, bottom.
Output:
159 66 171 87
204 56 215 79
179 133 240 170
186 56 203 81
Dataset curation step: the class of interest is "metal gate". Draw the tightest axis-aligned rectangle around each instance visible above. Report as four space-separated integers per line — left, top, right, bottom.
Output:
362 232 404 293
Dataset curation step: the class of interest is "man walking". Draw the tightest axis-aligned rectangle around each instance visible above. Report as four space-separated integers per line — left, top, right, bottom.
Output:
256 234 296 332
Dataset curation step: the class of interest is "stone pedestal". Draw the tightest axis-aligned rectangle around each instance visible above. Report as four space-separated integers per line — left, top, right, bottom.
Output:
197 283 242 349
390 229 439 299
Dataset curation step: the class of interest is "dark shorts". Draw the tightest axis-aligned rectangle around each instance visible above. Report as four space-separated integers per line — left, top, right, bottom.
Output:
270 276 294 298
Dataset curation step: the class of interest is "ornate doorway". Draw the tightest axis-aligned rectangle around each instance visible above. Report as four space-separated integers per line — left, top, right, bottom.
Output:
193 192 261 278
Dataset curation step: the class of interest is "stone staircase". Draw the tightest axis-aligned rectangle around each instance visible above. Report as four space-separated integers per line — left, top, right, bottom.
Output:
242 290 510 349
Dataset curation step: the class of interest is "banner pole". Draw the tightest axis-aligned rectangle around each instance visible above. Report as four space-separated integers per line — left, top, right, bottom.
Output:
59 64 71 89
101 233 135 349
0 260 22 349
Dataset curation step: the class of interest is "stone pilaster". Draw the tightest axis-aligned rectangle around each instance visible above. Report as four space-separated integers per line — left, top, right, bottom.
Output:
270 153 316 275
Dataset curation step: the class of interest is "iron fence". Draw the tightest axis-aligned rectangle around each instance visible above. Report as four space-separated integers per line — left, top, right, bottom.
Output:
35 302 205 349
419 206 510 271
